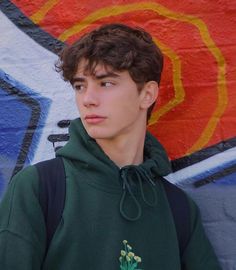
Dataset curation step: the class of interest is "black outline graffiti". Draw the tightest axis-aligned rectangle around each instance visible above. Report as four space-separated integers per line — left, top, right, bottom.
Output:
0 0 64 54
172 137 236 186
0 78 41 177
172 137 236 171
1 0 236 185
47 120 70 151
194 163 236 187
48 133 69 147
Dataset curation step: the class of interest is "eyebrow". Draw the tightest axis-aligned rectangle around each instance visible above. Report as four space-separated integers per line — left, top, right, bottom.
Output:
72 77 85 84
72 71 120 84
95 72 120 80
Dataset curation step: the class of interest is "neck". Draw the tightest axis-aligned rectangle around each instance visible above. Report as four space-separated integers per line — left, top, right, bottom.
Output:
96 130 146 168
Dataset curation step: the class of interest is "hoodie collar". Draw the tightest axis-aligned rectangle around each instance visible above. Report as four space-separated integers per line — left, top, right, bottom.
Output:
57 118 172 221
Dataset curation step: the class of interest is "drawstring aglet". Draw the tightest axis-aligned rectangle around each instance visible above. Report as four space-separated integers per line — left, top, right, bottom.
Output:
147 176 156 186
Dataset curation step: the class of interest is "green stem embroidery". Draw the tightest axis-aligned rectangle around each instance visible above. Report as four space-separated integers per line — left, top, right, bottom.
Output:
119 240 143 270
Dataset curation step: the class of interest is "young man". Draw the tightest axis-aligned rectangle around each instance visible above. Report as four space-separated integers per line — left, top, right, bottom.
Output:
0 23 221 269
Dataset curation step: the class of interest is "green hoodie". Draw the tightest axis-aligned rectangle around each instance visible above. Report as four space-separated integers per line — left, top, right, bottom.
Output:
0 118 221 270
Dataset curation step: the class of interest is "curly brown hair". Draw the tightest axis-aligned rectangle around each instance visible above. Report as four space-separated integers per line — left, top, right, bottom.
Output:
55 23 163 121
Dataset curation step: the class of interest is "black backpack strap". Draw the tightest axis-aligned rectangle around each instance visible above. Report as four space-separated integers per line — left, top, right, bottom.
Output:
161 178 190 262
35 157 66 251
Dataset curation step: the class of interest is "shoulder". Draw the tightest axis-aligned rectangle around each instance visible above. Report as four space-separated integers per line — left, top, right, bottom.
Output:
160 178 204 243
160 179 206 235
161 178 191 214
184 193 205 233
9 165 39 195
161 178 199 216
0 165 46 258
0 165 41 230
0 166 40 218
181 194 222 268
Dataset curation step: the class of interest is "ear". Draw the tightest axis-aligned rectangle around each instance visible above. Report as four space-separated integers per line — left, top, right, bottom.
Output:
140 81 159 109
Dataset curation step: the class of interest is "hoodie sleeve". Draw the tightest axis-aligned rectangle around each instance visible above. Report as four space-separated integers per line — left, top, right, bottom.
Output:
182 197 222 270
0 165 46 269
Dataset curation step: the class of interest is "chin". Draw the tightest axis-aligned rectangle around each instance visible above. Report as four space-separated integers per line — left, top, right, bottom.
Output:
86 128 110 140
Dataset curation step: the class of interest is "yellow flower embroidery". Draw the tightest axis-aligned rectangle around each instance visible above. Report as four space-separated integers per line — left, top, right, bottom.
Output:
128 252 135 258
121 250 126 256
134 256 142 263
119 240 143 270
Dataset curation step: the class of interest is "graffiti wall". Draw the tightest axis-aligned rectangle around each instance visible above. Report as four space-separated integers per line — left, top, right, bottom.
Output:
0 0 235 269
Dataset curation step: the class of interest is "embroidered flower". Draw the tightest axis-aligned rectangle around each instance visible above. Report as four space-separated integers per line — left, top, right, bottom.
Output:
119 240 143 270
121 250 126 256
134 256 142 263
126 256 131 262
128 252 135 258
127 244 132 250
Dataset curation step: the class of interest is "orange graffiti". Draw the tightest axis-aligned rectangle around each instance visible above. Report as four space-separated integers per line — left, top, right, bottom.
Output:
12 0 236 159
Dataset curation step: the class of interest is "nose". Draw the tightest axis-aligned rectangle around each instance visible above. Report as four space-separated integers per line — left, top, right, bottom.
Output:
82 83 99 107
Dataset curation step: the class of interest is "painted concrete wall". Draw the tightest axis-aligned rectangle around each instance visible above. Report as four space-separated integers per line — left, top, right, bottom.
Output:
0 0 235 269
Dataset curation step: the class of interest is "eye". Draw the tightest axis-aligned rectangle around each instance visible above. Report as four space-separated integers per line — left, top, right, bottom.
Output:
101 81 115 87
73 83 85 92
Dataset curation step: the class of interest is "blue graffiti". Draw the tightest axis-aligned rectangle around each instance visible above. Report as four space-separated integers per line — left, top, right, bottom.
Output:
0 69 51 198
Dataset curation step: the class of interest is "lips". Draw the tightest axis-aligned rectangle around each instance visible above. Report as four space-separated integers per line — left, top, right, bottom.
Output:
84 115 106 124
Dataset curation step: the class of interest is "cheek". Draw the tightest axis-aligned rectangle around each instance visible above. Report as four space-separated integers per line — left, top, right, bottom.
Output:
75 100 80 112
111 102 140 125
119 95 141 113
75 95 83 111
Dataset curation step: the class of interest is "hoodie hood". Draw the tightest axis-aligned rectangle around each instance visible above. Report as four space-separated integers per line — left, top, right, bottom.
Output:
57 118 172 221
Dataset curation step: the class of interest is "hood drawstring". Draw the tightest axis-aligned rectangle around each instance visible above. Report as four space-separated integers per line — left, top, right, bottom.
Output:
119 167 158 221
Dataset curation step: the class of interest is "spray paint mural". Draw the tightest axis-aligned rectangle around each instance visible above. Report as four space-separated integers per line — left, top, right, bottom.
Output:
0 0 236 268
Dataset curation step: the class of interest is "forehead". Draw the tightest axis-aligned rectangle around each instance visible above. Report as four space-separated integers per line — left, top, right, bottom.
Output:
75 59 114 77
